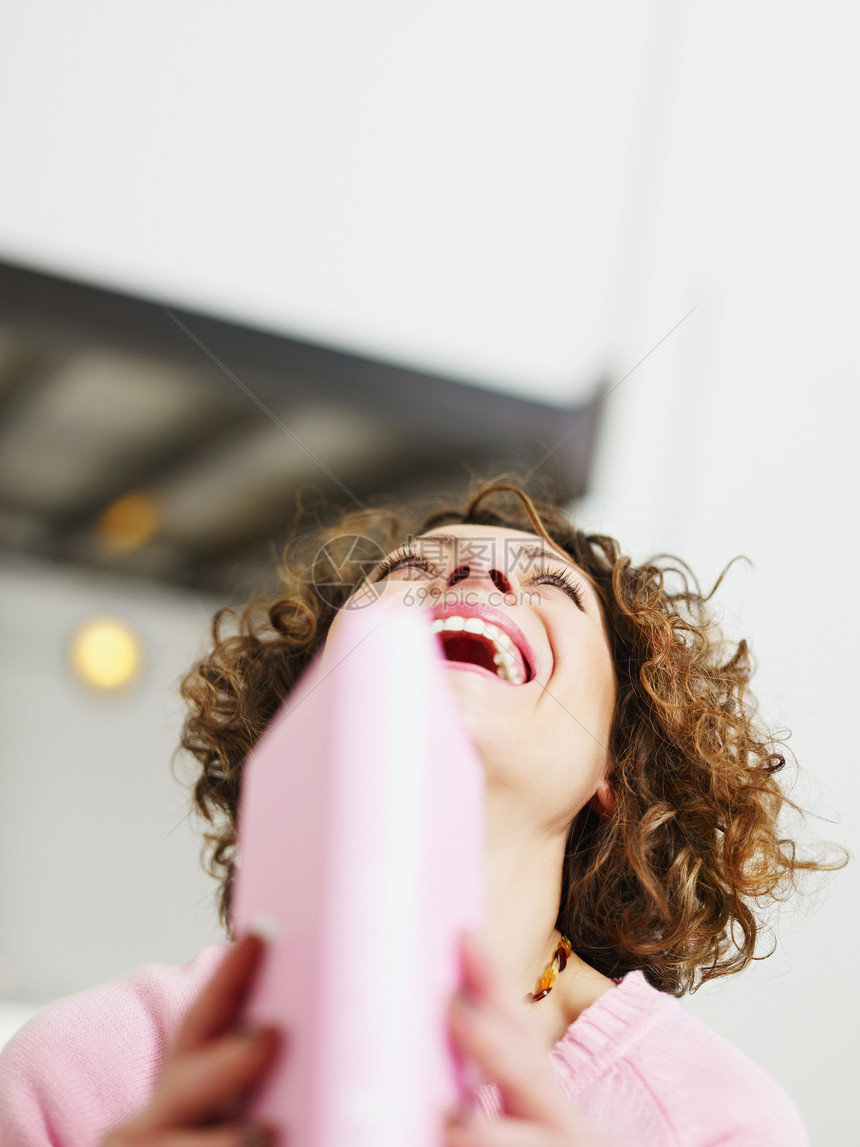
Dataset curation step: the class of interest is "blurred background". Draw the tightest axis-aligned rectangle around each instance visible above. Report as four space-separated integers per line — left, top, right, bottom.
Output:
0 2 857 1142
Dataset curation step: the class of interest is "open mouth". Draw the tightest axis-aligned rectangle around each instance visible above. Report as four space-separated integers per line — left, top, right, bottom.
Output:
430 616 532 685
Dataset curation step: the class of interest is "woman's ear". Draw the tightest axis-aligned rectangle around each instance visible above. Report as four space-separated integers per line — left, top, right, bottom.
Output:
588 778 615 818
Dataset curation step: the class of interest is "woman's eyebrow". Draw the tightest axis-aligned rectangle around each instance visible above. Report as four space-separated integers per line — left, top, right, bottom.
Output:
515 543 578 569
412 533 459 548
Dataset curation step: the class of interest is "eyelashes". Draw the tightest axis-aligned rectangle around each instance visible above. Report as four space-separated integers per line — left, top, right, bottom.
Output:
372 545 438 581
522 565 585 610
372 546 586 610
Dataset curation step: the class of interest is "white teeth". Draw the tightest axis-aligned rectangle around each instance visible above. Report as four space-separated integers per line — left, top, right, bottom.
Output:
430 614 528 685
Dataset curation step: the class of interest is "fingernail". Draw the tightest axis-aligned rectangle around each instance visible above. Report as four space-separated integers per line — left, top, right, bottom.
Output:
240 1123 271 1147
461 930 488 960
235 1024 274 1046
452 989 479 1016
446 1101 474 1130
460 1057 485 1093
250 914 278 942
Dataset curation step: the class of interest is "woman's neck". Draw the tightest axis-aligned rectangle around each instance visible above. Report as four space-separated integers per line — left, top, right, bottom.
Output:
483 794 616 1051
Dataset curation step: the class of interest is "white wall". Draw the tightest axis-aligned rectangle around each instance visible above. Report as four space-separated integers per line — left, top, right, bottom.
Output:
1 2 858 1143
577 5 860 1141
0 557 226 1002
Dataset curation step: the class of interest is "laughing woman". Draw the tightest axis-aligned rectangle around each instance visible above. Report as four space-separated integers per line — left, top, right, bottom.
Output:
0 482 843 1147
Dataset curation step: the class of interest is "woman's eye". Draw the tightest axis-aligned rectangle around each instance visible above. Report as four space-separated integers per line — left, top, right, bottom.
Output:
525 567 585 610
373 549 438 581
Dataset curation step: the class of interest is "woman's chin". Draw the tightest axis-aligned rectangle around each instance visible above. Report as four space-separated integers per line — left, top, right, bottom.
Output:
440 662 521 750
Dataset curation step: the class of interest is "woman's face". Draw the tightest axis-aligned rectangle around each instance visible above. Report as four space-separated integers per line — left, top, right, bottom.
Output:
328 523 617 832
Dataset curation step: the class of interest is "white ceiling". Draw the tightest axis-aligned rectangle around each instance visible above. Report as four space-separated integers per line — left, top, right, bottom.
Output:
0 1 659 403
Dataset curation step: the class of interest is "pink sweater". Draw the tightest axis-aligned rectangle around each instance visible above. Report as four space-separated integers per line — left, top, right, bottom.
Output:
0 945 809 1146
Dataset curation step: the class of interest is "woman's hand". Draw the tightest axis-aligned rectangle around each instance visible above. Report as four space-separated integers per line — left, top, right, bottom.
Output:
446 932 608 1147
103 934 280 1147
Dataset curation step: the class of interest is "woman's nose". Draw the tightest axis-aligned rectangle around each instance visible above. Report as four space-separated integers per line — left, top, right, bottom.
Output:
447 563 513 596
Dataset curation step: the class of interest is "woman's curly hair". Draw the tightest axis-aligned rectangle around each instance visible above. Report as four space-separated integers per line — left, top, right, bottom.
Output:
177 480 845 996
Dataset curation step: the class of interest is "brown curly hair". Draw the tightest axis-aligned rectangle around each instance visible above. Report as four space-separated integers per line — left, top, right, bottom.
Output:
177 480 845 996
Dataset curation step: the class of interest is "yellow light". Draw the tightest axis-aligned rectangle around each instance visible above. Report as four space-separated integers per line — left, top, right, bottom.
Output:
69 618 142 691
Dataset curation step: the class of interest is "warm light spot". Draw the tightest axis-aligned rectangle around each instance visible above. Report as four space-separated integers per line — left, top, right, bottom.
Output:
69 618 142 690
97 493 159 552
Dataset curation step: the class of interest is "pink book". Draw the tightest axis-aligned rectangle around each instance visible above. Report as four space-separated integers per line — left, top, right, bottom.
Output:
231 600 485 1145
